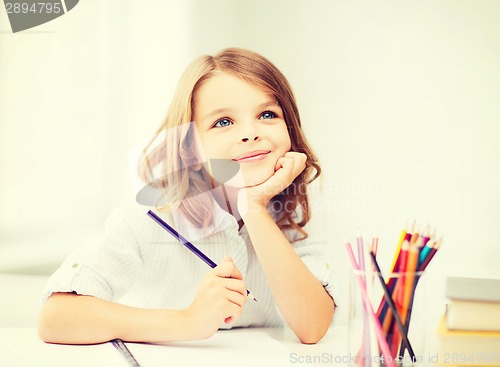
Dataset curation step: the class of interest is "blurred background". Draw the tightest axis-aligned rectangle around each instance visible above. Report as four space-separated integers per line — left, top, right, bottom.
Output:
1 0 499 326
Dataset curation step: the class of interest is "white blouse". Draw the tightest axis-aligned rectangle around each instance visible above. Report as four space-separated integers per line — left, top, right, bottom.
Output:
42 196 337 329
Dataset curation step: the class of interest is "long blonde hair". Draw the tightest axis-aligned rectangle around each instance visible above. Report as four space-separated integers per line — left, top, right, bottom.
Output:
139 47 321 238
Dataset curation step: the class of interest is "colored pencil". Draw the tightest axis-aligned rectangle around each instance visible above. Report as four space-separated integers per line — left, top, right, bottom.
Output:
111 339 141 367
392 240 419 357
345 242 397 367
348 224 441 364
421 225 431 246
390 225 408 271
347 225 441 365
147 210 257 301
417 238 435 269
369 251 416 361
398 268 423 359
418 238 441 271
356 234 372 367
377 231 409 323
380 239 409 337
390 237 413 355
400 238 442 357
396 240 410 295
371 234 379 257
409 225 420 246
402 240 419 321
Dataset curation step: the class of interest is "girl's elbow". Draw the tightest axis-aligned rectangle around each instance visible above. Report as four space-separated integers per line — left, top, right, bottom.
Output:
37 312 58 343
38 311 75 344
299 303 335 344
299 335 321 345
298 325 329 344
37 296 68 343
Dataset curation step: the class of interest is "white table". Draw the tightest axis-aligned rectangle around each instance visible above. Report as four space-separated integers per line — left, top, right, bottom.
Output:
0 326 350 367
0 273 440 367
0 273 347 366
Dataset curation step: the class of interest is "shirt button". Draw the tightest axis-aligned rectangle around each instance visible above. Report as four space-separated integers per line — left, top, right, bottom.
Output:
72 263 79 268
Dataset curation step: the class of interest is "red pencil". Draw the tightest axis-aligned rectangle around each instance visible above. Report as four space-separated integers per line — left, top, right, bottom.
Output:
418 238 441 271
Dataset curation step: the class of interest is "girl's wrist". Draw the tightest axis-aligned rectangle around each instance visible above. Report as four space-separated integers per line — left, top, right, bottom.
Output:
237 189 268 217
178 307 199 341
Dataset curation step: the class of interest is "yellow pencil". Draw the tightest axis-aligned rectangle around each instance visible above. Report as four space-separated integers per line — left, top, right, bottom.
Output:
390 221 413 271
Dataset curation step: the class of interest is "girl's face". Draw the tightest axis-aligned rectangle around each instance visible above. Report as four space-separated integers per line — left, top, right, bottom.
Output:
193 72 291 188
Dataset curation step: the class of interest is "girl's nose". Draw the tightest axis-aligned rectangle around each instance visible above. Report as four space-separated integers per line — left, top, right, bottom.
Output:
239 120 261 143
241 135 260 142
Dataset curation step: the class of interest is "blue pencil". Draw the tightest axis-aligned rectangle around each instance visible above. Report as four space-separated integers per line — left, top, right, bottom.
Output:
147 210 257 301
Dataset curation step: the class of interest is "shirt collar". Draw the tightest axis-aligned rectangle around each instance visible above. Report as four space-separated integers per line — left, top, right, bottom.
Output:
170 189 239 242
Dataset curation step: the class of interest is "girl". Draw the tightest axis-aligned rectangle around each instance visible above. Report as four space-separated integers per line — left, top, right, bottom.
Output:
38 47 336 345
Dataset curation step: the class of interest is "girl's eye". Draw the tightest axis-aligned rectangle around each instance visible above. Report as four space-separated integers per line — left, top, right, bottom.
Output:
213 118 233 128
259 111 278 120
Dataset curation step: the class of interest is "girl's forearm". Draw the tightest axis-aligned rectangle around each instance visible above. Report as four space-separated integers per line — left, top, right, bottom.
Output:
243 208 335 344
38 292 189 344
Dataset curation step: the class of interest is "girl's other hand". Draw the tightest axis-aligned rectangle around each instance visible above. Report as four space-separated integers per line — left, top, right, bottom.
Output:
183 256 247 340
237 151 306 215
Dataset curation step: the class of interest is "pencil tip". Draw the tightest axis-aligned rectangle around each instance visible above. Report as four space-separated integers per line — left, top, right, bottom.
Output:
247 291 257 302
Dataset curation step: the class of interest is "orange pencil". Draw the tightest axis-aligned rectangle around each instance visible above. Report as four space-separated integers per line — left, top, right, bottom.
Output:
399 237 442 358
401 239 419 323
408 224 420 248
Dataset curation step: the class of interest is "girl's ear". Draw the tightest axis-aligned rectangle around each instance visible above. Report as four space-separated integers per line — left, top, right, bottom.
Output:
187 147 205 171
190 162 203 171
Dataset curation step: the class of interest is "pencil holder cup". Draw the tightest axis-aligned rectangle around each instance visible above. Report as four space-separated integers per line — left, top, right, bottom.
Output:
347 269 427 367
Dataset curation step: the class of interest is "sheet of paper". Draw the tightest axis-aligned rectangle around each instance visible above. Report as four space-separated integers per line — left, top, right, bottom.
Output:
0 328 314 367
126 330 311 367
0 328 126 367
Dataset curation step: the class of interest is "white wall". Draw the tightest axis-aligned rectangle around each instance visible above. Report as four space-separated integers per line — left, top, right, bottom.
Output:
1 0 499 321
0 0 193 272
188 0 500 319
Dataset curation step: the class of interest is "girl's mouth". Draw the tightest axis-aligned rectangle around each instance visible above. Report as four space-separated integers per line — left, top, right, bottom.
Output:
233 150 270 162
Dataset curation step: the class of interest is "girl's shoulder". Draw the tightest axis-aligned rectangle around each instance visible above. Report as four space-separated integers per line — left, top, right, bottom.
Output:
106 199 153 229
107 197 236 246
104 199 176 246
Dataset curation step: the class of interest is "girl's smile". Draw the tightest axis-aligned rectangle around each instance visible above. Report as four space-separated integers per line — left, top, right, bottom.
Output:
233 150 271 163
194 71 291 187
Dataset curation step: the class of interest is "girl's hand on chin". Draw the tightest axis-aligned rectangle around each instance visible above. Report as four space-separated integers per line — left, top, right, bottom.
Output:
237 151 307 216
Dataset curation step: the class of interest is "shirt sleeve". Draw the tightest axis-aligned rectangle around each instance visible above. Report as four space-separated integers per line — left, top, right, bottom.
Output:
40 204 143 304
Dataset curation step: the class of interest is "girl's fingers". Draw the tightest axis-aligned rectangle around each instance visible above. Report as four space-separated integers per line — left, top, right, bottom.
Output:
224 298 245 324
275 156 287 171
212 257 247 300
213 256 243 280
225 287 247 307
284 152 306 173
222 278 247 297
276 152 306 175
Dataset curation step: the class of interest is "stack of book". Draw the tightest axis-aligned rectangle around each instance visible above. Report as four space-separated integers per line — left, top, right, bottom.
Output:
437 276 500 366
